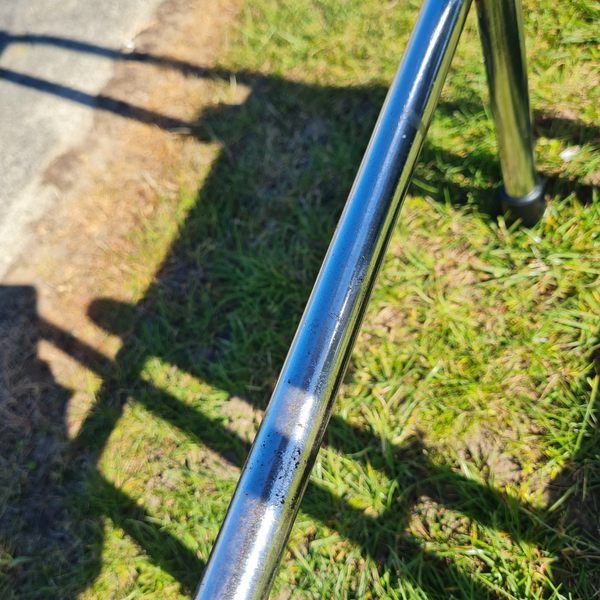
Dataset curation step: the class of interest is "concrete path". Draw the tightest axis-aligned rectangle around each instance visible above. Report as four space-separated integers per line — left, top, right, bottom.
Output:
0 0 164 278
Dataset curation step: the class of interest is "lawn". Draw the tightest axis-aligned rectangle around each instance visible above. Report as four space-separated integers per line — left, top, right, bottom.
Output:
1 0 600 598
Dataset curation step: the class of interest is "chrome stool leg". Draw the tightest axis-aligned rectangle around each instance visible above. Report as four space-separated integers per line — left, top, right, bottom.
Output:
476 0 544 226
194 1 544 598
193 0 473 598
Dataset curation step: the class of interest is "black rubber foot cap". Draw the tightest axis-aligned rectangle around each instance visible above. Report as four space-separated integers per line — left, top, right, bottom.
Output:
500 179 545 228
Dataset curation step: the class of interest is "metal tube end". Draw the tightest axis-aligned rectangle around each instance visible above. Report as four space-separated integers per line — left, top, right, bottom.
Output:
500 178 545 228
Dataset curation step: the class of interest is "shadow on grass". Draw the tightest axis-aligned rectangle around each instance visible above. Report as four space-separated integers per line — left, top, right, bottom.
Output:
1 59 599 599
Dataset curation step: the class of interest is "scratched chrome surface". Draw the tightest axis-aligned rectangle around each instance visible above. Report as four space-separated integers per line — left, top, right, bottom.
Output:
194 0 473 598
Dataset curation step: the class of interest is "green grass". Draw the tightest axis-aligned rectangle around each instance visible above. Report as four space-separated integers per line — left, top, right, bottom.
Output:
2 0 600 598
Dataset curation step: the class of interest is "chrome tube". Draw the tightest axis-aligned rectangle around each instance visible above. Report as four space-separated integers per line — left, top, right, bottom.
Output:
194 1 472 598
476 0 544 223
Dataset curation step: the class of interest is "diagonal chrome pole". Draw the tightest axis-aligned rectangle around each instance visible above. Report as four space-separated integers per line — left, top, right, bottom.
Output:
194 0 472 598
476 0 544 225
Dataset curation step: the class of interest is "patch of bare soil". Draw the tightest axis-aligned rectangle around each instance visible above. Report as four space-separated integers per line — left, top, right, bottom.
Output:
5 0 240 353
221 395 264 444
0 0 241 593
